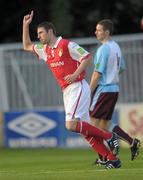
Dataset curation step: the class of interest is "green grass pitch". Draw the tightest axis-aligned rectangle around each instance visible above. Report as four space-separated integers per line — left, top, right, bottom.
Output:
0 147 142 180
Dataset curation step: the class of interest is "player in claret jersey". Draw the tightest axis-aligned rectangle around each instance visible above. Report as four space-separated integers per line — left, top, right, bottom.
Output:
89 19 141 167
22 10 121 169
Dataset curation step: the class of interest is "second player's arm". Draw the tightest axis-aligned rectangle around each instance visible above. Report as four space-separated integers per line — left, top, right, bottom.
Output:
90 71 101 94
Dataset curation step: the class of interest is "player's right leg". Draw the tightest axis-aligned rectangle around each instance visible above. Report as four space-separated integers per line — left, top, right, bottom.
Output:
110 124 141 160
85 135 121 169
64 80 119 156
90 90 119 153
63 80 117 142
130 138 141 160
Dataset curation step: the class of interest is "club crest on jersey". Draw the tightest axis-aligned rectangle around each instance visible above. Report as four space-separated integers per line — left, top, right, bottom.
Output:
58 48 63 57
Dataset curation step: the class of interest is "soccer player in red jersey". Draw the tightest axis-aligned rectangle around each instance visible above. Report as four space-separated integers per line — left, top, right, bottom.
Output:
22 11 121 169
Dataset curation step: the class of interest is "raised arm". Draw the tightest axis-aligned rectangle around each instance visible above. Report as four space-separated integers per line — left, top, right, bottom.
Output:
22 10 34 52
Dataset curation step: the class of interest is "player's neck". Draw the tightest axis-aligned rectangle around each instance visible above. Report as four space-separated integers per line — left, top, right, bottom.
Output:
48 36 57 48
102 36 112 44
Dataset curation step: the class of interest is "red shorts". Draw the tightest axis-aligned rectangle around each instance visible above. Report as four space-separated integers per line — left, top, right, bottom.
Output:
90 92 118 120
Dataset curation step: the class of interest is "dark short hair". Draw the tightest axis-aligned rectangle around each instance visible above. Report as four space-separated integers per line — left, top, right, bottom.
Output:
37 21 56 35
98 19 114 35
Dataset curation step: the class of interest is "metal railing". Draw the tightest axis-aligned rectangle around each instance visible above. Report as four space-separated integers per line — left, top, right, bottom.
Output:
0 33 143 111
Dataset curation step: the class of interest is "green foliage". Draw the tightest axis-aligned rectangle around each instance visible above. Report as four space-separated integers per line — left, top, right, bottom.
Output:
50 0 73 37
0 0 143 42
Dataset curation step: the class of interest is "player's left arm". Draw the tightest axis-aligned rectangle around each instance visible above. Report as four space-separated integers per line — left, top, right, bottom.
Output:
90 71 101 94
119 55 126 74
72 54 92 78
64 42 92 83
90 45 108 93
64 54 91 84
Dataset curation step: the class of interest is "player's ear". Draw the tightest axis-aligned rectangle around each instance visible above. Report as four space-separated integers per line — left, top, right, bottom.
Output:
48 29 53 34
105 30 110 36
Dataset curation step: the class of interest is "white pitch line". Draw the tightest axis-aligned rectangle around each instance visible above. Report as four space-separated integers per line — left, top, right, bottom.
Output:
0 168 143 175
38 168 143 174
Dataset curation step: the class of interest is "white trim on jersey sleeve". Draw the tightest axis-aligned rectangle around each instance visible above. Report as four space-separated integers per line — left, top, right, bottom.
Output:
68 42 90 62
33 44 47 62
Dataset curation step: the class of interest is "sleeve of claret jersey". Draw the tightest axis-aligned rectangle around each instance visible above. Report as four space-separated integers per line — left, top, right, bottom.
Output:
68 41 90 62
32 43 47 62
94 44 109 74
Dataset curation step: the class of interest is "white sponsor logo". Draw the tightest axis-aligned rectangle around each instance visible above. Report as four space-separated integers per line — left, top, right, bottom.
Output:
8 113 57 138
9 137 57 148
50 61 64 67
66 137 89 147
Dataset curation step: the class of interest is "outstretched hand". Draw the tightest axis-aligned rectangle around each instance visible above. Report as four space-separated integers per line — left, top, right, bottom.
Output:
23 10 34 26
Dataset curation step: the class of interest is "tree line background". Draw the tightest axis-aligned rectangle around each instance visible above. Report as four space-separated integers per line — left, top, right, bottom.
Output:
0 0 143 43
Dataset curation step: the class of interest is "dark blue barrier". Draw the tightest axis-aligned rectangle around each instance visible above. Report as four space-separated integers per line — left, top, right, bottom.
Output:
4 110 84 148
4 109 119 148
4 111 62 148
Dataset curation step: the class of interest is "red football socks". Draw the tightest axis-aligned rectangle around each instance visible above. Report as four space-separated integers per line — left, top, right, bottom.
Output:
84 135 117 161
76 121 112 140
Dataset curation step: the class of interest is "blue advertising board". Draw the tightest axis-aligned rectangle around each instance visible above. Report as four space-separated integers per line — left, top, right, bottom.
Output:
4 111 63 148
4 109 119 148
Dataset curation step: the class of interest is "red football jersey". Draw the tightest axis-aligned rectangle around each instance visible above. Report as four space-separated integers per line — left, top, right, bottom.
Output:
33 37 90 89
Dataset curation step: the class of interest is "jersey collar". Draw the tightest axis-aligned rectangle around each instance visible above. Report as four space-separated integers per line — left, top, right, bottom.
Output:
53 36 62 48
